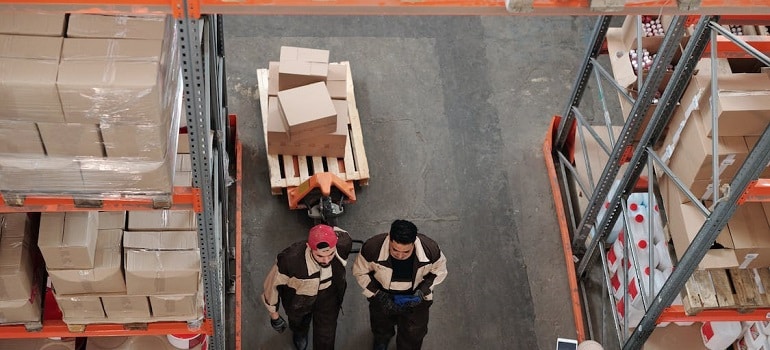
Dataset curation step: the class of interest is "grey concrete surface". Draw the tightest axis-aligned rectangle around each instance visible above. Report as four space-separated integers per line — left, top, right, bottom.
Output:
224 15 602 349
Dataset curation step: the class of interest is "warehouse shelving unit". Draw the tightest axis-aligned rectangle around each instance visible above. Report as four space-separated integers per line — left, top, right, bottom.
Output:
0 5 231 350
545 13 770 350
3 2 770 350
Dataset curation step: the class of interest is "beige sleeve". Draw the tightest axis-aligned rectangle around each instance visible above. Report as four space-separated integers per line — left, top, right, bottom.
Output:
431 251 448 288
261 262 289 314
352 252 378 298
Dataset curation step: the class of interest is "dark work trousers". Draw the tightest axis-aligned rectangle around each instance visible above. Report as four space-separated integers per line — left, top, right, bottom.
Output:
287 287 341 350
369 300 432 350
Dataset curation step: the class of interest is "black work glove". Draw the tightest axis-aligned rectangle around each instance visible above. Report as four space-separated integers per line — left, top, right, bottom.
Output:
370 291 398 314
270 315 287 333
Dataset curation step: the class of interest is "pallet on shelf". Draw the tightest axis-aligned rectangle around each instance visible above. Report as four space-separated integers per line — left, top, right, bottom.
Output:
256 61 370 195
682 268 770 315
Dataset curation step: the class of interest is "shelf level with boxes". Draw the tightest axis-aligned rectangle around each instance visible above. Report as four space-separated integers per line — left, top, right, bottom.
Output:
0 10 229 350
545 14 770 349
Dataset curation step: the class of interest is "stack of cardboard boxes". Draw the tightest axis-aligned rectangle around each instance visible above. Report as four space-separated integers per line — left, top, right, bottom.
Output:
265 46 350 158
656 67 770 270
0 12 182 195
600 16 770 271
0 214 41 325
40 211 202 325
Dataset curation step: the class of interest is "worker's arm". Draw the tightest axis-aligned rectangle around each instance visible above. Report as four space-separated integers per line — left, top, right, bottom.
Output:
334 227 353 260
416 251 448 299
261 262 289 318
352 249 382 298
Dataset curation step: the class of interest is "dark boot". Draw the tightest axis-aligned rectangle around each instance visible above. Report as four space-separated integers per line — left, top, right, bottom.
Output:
373 338 389 350
292 332 308 350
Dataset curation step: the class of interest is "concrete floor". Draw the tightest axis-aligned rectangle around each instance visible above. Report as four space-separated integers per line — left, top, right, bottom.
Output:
224 15 603 350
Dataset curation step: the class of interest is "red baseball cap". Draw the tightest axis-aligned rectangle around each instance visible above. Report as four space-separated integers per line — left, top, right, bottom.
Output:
308 224 337 251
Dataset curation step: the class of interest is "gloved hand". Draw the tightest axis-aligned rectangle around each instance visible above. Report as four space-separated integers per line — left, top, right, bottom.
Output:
370 291 398 313
413 289 425 301
270 315 287 333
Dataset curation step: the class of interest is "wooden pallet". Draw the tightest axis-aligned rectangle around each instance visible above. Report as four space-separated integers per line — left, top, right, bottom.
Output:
256 61 370 195
682 268 770 315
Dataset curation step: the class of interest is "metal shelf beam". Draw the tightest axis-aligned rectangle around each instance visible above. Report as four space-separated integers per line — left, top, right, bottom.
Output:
0 320 212 339
4 1 770 16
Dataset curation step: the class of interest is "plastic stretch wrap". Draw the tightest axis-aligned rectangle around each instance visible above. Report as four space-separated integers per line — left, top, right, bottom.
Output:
0 15 184 197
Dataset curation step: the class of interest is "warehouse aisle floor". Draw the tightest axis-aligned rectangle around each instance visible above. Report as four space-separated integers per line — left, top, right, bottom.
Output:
224 16 602 349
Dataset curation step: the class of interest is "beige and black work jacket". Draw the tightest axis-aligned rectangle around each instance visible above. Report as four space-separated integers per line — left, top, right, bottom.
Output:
352 233 447 300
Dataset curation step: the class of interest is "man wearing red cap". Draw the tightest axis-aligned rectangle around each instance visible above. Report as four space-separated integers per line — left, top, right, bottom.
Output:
262 224 352 350
353 219 448 350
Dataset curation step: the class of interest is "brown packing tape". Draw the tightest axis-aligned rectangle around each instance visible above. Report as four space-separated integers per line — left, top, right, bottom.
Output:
165 298 175 313
82 280 95 294
60 250 72 267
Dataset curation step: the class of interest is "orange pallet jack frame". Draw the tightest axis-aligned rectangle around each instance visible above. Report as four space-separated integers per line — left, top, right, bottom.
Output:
286 173 357 210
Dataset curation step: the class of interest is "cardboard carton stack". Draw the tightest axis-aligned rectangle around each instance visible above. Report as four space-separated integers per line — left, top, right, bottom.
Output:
606 15 686 142
41 210 202 324
0 13 182 195
266 46 350 158
0 214 42 325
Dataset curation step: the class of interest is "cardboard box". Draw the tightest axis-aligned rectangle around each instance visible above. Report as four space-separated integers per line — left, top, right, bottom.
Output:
0 238 34 301
124 230 199 295
727 203 770 268
99 212 127 230
606 23 682 95
661 176 738 269
100 122 169 161
267 97 348 158
177 133 189 154
149 294 198 317
175 154 191 172
0 213 32 240
0 293 41 324
62 38 163 62
67 14 168 40
57 60 164 124
745 136 770 178
80 158 173 194
278 46 329 91
125 250 200 295
173 171 192 187
0 156 84 192
697 74 770 137
127 210 196 231
38 212 99 269
54 294 105 320
0 35 64 122
268 61 279 96
86 335 205 350
326 63 348 100
101 295 151 319
48 229 125 295
0 338 75 350
0 12 66 36
123 230 198 251
37 122 104 158
0 121 45 155
277 82 338 140
667 109 748 194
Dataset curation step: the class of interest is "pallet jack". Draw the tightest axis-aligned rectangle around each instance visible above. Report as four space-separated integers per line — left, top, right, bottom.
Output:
285 172 364 252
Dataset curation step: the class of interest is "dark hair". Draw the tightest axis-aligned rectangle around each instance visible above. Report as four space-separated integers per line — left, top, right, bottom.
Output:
389 219 417 244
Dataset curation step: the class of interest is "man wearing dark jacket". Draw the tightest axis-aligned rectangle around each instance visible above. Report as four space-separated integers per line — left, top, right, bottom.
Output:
353 220 448 350
262 224 352 350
